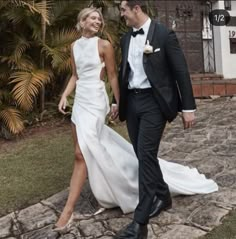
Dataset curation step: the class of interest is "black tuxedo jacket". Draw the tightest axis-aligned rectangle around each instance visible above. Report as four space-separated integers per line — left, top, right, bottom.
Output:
117 20 196 122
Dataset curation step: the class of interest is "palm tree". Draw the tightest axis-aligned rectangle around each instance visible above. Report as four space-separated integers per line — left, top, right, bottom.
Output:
0 0 89 137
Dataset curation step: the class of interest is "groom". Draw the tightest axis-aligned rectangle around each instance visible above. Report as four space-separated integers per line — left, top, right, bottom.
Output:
113 0 196 238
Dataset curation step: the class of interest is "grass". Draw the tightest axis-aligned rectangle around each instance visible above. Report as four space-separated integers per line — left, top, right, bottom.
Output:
200 210 236 239
0 123 73 216
0 120 128 217
0 120 236 239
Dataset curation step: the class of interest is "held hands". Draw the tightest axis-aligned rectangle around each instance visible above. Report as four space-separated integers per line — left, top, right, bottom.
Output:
181 112 195 129
58 96 68 114
110 104 119 120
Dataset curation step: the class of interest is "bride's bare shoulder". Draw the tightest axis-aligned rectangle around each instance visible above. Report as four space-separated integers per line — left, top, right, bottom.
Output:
98 38 113 53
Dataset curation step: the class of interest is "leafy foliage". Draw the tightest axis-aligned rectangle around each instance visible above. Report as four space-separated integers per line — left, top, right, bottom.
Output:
0 0 89 137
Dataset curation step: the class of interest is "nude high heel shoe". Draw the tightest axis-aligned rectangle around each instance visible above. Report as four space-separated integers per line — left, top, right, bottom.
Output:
93 207 106 216
52 213 74 234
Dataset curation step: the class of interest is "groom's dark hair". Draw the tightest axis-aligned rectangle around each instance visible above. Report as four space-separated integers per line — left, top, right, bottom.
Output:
124 0 148 14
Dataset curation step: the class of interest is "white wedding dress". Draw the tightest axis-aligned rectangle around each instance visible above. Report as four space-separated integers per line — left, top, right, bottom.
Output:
71 36 218 214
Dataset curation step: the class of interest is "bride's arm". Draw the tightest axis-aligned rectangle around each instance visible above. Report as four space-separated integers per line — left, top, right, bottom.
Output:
102 40 120 106
101 40 120 119
58 43 78 114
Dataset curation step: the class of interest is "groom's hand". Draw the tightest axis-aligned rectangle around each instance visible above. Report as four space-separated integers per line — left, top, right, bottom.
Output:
181 112 195 129
110 104 119 120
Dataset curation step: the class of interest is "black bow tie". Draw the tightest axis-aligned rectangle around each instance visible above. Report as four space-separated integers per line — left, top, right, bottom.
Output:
131 28 144 37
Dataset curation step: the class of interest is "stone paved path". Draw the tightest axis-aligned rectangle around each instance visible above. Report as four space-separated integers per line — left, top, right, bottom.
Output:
1 97 236 239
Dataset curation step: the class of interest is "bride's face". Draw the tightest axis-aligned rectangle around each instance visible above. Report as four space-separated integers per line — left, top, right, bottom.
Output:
82 12 102 34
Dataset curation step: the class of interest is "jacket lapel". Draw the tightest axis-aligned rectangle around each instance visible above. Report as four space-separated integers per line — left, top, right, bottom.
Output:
122 30 132 79
143 20 156 66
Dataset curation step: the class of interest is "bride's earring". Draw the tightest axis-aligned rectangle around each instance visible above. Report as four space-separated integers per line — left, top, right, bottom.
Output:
81 26 85 34
81 22 85 30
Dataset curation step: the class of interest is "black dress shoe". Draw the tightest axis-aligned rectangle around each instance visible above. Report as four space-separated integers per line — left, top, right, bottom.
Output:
149 195 172 218
114 221 148 239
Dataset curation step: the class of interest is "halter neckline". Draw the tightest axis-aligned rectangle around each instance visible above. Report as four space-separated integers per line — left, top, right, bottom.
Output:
81 35 97 40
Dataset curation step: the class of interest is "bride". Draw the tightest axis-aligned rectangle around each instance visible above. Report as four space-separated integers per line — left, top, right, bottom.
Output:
55 7 218 233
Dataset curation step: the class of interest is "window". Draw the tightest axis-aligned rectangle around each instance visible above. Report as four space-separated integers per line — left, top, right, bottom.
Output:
230 38 236 54
224 0 231 11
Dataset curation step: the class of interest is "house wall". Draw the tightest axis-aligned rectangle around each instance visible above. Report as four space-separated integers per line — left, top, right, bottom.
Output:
213 1 236 78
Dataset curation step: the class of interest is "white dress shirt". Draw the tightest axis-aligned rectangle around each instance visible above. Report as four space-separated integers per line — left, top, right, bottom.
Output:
128 18 151 89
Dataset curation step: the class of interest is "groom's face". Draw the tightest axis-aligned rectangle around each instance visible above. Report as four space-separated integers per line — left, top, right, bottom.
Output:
120 1 139 27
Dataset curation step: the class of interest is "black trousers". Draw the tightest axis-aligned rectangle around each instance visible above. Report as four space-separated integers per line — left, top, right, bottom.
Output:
126 90 170 225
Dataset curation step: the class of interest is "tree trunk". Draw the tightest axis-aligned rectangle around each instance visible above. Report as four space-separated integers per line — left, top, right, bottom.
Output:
39 0 47 113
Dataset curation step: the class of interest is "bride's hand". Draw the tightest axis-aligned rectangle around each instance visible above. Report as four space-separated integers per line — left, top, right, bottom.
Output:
110 104 119 120
58 96 68 114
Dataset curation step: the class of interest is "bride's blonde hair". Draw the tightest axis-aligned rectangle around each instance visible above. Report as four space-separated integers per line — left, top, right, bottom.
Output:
76 8 105 33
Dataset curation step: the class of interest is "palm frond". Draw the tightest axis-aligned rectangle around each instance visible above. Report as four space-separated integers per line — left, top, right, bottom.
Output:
0 107 24 134
25 16 42 40
49 0 89 25
1 55 35 72
14 36 31 61
3 6 26 24
6 33 31 61
56 53 72 73
0 1 9 10
11 0 53 25
42 45 69 70
13 57 36 71
47 28 79 48
10 69 53 111
35 0 53 25
90 0 115 10
0 90 12 105
0 55 17 65
0 63 11 81
42 28 78 70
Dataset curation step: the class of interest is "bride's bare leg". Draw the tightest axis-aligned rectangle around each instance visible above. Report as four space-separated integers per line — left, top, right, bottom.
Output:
55 123 87 227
